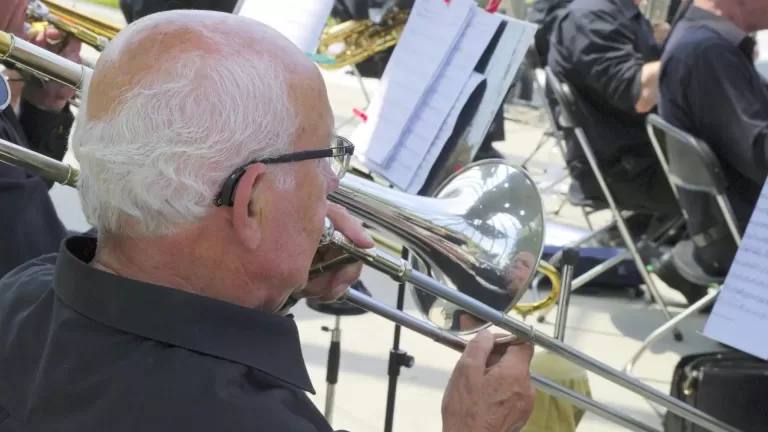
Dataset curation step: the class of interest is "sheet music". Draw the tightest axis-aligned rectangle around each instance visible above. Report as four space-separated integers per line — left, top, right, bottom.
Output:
362 8 501 190
351 0 475 166
465 16 537 155
237 0 334 53
406 72 485 193
703 185 768 359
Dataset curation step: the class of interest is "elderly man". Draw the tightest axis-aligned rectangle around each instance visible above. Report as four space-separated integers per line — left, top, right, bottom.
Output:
0 0 83 278
0 10 535 432
654 0 768 303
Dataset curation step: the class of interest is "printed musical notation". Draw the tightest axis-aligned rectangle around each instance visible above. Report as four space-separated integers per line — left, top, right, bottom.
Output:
351 0 476 166
237 0 335 53
363 6 502 191
704 189 768 359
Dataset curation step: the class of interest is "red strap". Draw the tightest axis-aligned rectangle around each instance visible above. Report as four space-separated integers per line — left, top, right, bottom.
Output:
486 0 501 13
352 108 368 123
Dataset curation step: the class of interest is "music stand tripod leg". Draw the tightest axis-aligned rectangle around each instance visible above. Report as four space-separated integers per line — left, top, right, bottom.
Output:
322 316 342 424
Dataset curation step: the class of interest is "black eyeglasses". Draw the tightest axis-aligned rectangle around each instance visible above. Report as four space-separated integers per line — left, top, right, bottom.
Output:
213 136 355 207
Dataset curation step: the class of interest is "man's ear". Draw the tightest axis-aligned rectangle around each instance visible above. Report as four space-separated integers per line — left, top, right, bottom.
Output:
232 163 267 250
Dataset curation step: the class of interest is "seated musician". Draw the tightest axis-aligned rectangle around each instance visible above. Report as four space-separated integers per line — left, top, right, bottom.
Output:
655 0 768 297
0 10 536 431
0 0 84 279
547 0 677 216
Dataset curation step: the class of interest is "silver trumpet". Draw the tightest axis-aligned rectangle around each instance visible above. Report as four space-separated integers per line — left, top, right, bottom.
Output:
0 27 743 432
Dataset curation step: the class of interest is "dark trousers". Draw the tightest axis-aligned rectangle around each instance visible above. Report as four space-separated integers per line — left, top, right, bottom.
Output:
569 147 680 216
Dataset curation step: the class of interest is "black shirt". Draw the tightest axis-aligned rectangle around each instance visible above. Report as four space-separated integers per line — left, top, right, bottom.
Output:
548 0 660 162
659 6 768 271
0 236 338 432
0 100 72 279
529 0 573 66
660 6 768 189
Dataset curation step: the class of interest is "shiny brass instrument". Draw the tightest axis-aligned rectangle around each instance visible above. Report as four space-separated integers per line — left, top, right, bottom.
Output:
0 31 91 91
26 0 122 52
0 28 746 432
316 8 409 70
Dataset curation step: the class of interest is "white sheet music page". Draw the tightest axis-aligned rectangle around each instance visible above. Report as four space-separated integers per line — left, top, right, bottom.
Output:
465 16 537 154
703 185 768 359
406 71 486 193
351 0 475 167
374 7 501 191
237 0 334 53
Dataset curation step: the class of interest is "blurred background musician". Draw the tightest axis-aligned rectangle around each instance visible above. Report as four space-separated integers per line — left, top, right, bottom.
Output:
119 0 239 23
0 0 83 279
547 0 676 217
656 0 768 297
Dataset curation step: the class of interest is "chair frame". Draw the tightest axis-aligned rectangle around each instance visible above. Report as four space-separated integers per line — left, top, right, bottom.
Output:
622 115 744 419
541 67 684 340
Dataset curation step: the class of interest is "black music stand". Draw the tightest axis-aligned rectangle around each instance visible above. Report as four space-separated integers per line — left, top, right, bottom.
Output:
380 17 533 432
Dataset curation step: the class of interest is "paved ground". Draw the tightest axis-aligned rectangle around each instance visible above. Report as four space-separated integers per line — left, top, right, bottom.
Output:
46 3 725 431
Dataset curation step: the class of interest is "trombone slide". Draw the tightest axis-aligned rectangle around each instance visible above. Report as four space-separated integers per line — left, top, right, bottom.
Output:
320 224 743 432
343 289 661 432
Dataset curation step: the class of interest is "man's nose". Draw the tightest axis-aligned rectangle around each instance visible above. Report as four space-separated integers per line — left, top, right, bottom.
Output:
326 176 340 194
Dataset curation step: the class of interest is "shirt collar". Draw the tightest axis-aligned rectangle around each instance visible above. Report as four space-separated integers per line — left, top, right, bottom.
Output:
53 236 315 394
683 6 750 48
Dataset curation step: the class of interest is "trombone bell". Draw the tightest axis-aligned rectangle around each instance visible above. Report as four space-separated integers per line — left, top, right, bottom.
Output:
331 159 549 335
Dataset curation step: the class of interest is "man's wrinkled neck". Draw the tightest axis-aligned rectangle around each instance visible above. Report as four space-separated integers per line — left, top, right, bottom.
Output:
90 224 271 311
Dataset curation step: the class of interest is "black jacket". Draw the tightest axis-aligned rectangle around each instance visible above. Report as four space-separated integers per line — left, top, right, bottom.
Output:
0 100 73 279
119 0 240 23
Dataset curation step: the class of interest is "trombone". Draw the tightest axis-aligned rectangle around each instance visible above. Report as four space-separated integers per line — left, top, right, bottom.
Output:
0 29 744 432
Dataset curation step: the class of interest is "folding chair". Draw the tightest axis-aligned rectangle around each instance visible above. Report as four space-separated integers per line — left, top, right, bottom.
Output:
623 114 743 383
515 48 603 226
542 67 684 340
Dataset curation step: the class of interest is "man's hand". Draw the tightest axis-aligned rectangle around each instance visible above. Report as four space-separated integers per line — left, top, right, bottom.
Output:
442 331 535 432
21 26 82 111
297 203 374 303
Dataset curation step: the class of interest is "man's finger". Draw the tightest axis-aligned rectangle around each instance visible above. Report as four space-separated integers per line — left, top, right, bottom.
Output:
494 341 535 371
326 261 363 297
44 26 63 45
458 330 494 371
326 203 374 248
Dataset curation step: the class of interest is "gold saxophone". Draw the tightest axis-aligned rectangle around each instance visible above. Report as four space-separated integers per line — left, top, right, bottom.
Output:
316 8 410 70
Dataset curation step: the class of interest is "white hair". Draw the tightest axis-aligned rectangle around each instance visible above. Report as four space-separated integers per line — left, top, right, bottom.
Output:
70 30 297 237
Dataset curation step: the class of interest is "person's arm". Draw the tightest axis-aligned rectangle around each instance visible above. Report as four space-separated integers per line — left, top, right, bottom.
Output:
568 8 658 114
635 61 661 113
686 42 768 183
17 98 75 163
